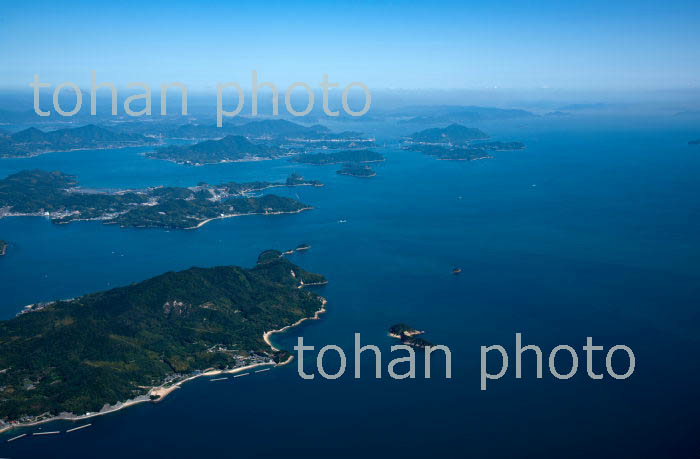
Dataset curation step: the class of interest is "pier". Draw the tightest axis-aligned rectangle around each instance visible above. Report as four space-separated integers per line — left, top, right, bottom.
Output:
66 424 92 433
7 433 27 442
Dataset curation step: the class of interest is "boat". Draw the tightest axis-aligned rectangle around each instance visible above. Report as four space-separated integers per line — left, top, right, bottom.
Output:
452 267 462 275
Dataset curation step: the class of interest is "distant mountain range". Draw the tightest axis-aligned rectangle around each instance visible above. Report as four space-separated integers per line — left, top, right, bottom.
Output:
0 124 157 157
393 105 536 124
556 103 610 111
169 119 365 141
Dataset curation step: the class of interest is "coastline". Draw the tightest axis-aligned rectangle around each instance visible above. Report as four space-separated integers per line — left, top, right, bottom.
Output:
0 141 162 159
263 298 327 352
146 152 295 166
295 158 385 166
0 207 314 231
185 207 313 230
0 297 328 436
337 172 376 178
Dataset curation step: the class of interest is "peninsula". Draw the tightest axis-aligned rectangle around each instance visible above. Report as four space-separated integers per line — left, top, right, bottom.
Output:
0 170 321 229
0 252 327 431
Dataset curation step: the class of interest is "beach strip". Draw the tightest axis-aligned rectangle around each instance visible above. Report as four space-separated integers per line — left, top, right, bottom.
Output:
263 298 327 351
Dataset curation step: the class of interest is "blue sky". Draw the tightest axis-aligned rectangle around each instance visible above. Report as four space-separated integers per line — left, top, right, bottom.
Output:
1 0 699 90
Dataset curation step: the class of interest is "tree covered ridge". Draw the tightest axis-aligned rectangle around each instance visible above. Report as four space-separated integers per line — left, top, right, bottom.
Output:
0 253 326 421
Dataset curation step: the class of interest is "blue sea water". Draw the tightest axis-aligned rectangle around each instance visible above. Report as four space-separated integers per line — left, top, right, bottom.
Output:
1 116 699 458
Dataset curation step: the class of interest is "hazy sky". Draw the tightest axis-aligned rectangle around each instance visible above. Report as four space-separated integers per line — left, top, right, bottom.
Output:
1 0 699 91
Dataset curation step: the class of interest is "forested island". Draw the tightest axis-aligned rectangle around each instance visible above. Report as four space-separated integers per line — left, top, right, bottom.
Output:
336 163 376 177
403 124 525 160
293 149 385 165
407 124 489 145
146 121 375 165
147 135 284 165
170 119 330 140
389 324 432 348
169 119 372 145
0 124 158 158
0 252 327 430
0 170 321 229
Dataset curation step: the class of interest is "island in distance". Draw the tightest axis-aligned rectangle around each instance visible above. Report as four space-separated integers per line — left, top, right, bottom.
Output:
337 162 377 178
0 239 6 256
147 120 376 165
690 139 700 145
293 149 385 165
408 123 490 144
0 170 321 229
167 119 375 147
389 324 433 348
0 124 159 158
391 105 536 125
148 134 283 165
0 251 327 432
403 123 525 160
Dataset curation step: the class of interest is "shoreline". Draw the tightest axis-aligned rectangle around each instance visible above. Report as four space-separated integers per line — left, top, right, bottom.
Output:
263 298 328 352
0 141 162 159
185 207 313 230
146 152 295 166
0 296 328 436
0 207 314 231
337 172 377 178
295 158 385 166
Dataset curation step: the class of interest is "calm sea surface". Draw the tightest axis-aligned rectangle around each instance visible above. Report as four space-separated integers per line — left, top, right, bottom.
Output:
1 117 699 458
